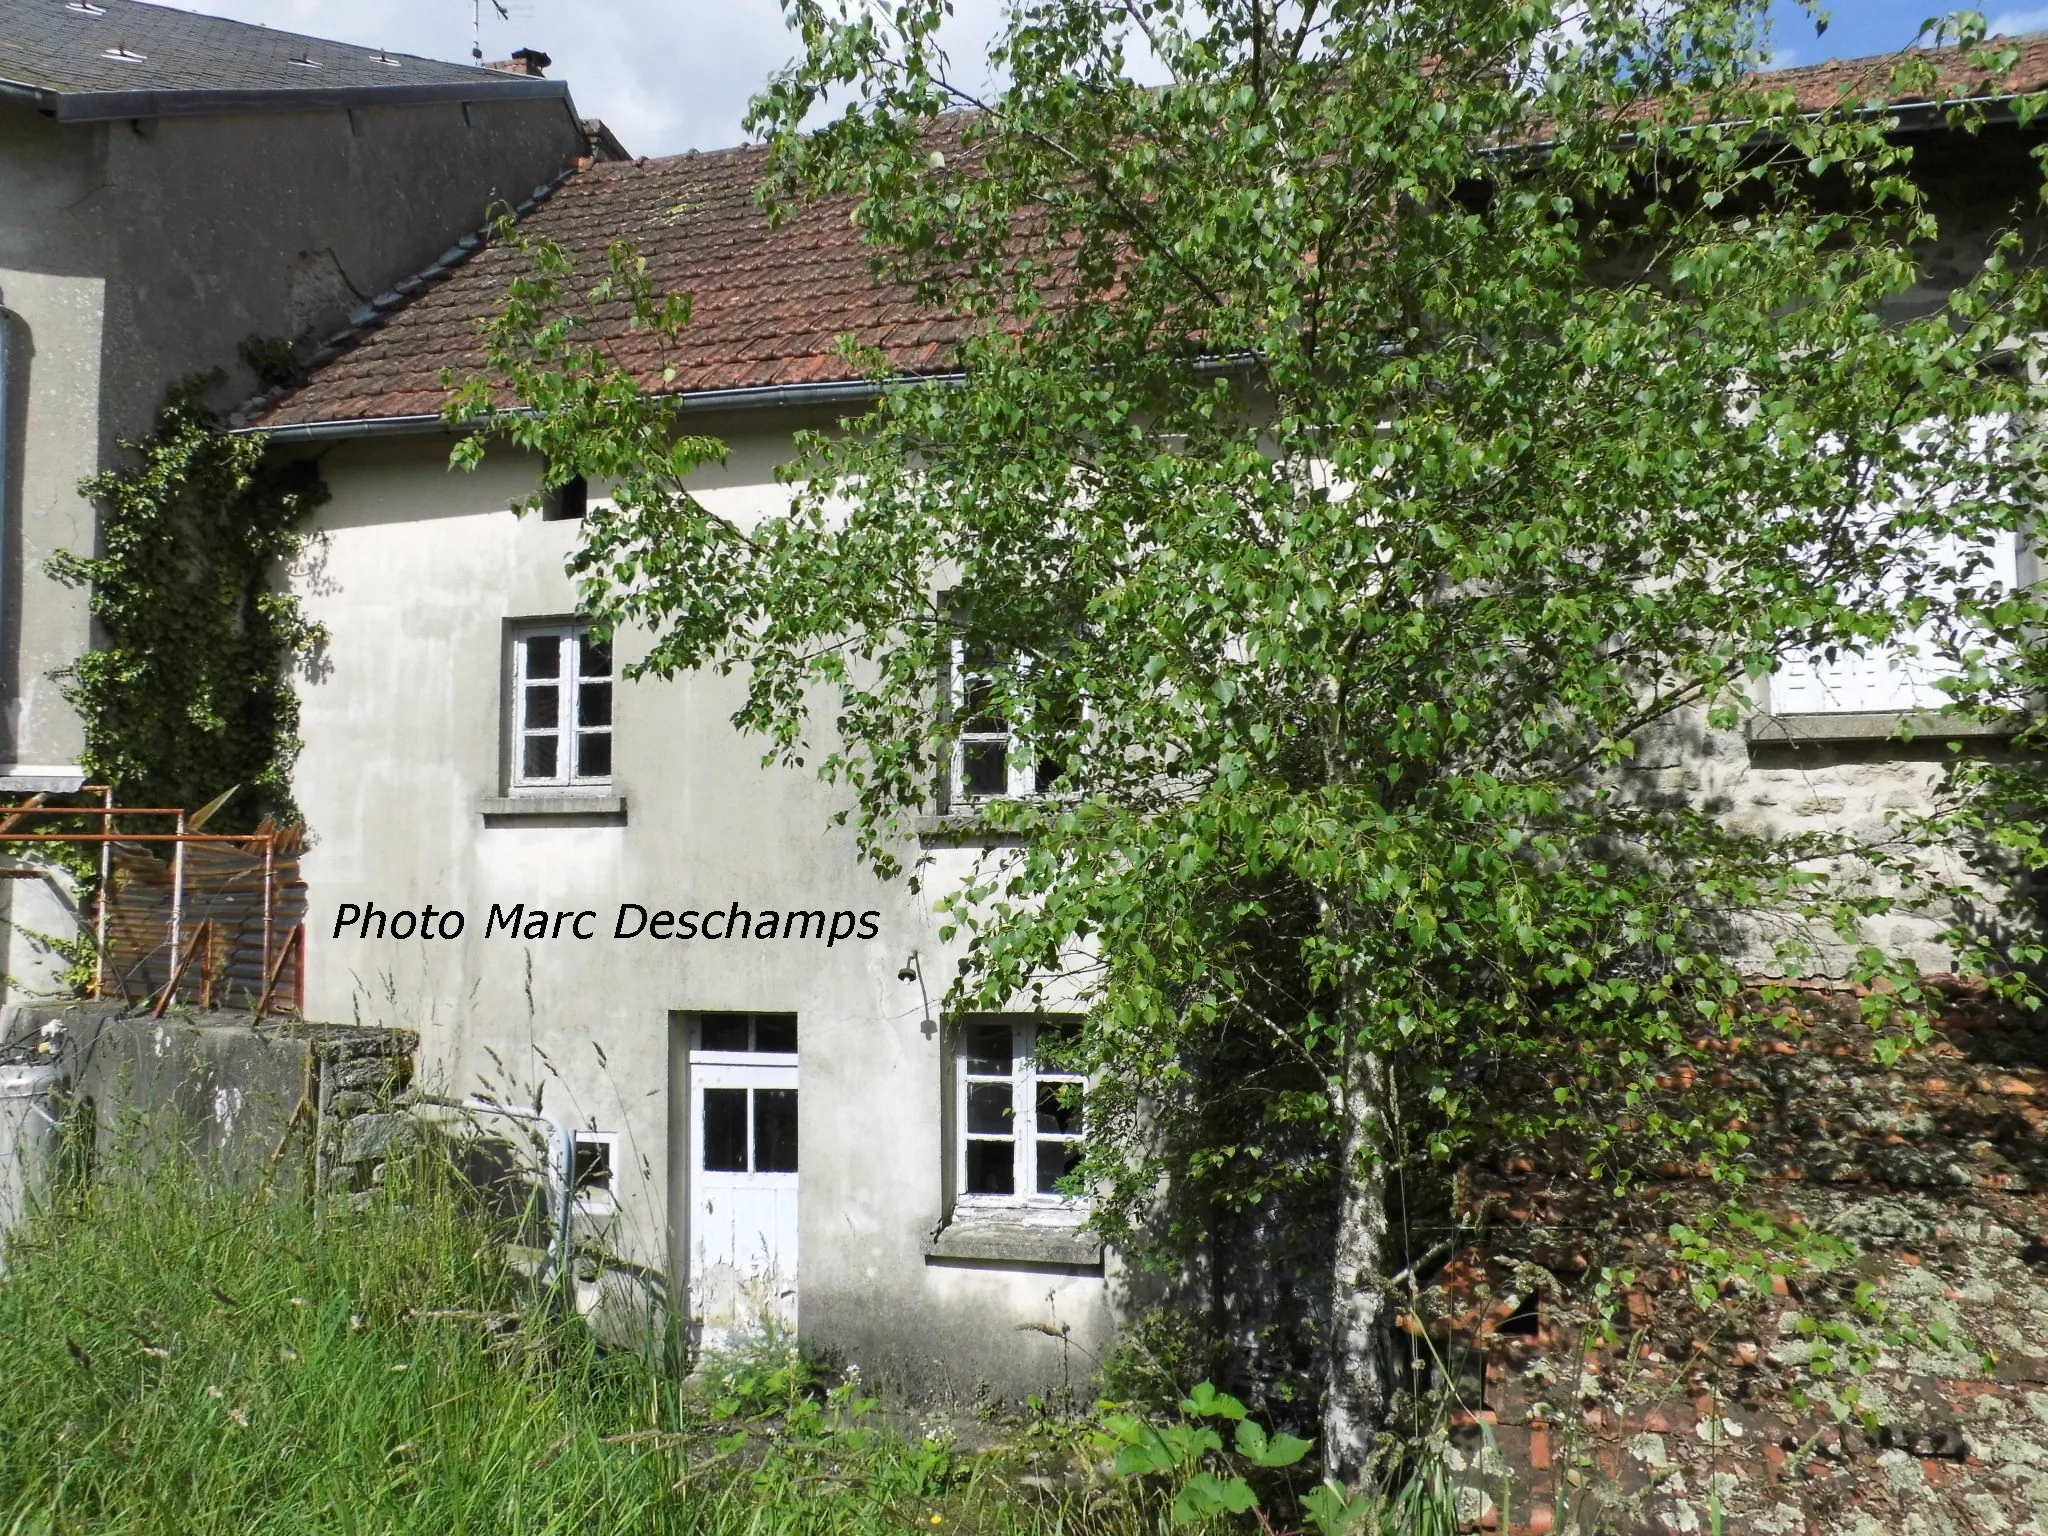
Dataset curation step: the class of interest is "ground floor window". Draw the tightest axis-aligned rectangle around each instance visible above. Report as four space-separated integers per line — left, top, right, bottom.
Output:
957 1015 1084 1201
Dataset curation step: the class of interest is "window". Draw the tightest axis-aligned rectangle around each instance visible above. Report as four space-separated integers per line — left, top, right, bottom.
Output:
694 1012 798 1054
1772 529 2021 715
543 475 588 522
700 1086 799 1173
570 1130 620 1215
690 1013 799 1176
957 1016 1084 1201
946 636 1075 806
511 623 612 790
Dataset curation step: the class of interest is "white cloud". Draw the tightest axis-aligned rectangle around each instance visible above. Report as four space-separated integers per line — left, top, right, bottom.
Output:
183 0 1033 159
1987 8 2048 36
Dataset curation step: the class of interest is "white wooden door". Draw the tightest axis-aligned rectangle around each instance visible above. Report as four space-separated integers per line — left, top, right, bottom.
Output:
689 1053 799 1349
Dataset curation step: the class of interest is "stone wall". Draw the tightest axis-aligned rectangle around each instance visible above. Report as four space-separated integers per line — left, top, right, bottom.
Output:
1416 987 2048 1535
4 1001 414 1195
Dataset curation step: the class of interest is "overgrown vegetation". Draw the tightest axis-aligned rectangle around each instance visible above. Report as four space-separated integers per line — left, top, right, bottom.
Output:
51 378 326 832
0 1140 979 1534
456 0 2048 1481
0 1137 1466 1535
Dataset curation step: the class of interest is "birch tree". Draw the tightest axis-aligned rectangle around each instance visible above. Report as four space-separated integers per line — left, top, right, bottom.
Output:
459 1 2048 1482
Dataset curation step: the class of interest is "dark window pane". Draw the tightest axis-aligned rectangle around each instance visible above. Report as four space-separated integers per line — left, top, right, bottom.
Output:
699 1016 749 1052
521 734 558 780
548 476 588 521
1036 1081 1083 1137
580 632 613 677
753 1015 797 1054
965 1139 1014 1195
572 1138 612 1193
1031 1017 1079 1066
967 1081 1014 1135
524 684 559 730
754 1088 798 1172
524 634 561 679
1034 753 1068 795
961 741 1007 797
702 1088 748 1172
1036 1138 1083 1195
965 1023 1011 1076
961 677 1004 733
575 732 612 779
577 681 612 728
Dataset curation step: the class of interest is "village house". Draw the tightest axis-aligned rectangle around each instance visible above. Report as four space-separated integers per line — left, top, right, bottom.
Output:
231 40 2048 1398
0 0 610 997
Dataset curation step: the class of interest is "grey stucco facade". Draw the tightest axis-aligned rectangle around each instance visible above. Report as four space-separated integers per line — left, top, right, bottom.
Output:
282 423 1117 1400
273 421 2004 1402
0 3 594 1000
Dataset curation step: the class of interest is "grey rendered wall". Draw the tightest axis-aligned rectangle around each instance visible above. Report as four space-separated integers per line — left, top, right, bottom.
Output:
285 425 1114 1401
0 88 587 777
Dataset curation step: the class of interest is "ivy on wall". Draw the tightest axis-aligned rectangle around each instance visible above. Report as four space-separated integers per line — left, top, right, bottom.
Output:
49 378 328 832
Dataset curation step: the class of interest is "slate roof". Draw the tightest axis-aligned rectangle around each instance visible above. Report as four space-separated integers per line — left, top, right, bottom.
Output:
244 35 2048 437
0 0 563 121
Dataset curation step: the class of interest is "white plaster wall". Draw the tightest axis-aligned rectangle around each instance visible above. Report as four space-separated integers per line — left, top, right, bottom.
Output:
0 267 101 778
289 426 1113 1400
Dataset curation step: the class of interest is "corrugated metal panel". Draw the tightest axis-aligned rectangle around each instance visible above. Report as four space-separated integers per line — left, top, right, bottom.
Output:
103 827 307 1014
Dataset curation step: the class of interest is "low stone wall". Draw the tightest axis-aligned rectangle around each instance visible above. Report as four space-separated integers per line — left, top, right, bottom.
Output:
1417 989 2048 1535
3 1001 415 1196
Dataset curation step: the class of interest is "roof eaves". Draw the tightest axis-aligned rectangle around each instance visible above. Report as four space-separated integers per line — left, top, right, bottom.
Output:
40 75 566 123
0 76 56 113
239 374 969 442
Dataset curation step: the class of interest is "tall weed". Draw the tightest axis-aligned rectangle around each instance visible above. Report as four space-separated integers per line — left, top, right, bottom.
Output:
0 1142 1041 1536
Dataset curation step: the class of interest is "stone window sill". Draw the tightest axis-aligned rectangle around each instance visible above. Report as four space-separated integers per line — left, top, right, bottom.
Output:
479 793 627 824
913 813 1030 848
1746 711 2021 746
924 1205 1104 1270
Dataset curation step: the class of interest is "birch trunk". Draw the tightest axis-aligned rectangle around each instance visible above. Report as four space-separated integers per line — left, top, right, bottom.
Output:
1322 1041 1392 1487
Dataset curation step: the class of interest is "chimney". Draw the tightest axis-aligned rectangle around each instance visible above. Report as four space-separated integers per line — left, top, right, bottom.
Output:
487 47 551 77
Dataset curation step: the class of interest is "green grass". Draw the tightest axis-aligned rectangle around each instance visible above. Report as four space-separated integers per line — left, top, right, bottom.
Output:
0 1143 1080 1536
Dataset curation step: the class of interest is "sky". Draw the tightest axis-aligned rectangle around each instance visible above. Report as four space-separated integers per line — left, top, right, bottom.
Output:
185 1 2048 161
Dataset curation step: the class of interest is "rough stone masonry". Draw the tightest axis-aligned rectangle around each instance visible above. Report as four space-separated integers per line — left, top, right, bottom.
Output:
1416 985 2048 1535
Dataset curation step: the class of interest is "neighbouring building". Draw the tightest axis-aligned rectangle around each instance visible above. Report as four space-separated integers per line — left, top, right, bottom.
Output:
234 41 2048 1400
0 0 610 999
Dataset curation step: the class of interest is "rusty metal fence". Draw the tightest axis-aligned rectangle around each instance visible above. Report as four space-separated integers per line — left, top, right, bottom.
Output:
0 789 308 1018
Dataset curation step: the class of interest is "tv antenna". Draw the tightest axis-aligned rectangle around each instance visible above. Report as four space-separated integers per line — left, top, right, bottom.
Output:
471 0 510 63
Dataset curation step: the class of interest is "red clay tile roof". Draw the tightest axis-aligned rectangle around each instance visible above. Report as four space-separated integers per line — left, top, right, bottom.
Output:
245 35 2048 434
245 139 969 432
1759 29 2048 113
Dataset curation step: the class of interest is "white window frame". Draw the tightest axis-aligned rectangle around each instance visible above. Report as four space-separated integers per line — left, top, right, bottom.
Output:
509 621 614 793
570 1130 621 1217
945 635 1083 808
1771 527 2024 716
949 635 1036 803
955 1015 1086 1207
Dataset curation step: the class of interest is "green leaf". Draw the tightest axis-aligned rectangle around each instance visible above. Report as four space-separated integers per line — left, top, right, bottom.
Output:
1172 1472 1258 1525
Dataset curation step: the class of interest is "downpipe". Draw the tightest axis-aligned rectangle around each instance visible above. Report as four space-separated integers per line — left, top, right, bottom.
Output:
0 287 11 673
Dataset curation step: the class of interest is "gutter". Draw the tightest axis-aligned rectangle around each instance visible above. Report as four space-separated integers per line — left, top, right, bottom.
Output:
0 73 565 124
0 290 11 678
242 375 965 443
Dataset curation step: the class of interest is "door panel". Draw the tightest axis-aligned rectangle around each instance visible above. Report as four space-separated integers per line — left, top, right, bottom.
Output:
689 1056 798 1349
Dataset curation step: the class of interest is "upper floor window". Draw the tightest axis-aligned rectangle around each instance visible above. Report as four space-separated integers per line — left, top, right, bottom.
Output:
1771 529 2022 715
543 474 589 522
957 1015 1085 1202
511 622 612 791
946 635 1075 807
